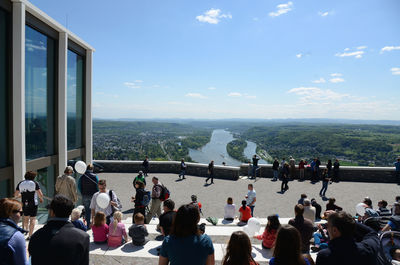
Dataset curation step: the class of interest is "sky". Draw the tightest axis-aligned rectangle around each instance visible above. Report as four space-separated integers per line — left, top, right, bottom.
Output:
31 0 400 120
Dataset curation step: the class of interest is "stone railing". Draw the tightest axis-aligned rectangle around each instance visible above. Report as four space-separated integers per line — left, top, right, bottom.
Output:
94 160 398 183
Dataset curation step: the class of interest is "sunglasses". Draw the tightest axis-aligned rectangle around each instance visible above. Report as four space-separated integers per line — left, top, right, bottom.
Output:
13 210 24 215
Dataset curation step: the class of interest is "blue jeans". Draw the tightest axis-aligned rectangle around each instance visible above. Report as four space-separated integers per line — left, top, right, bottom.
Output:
249 205 255 217
313 233 328 249
320 181 328 196
82 195 92 228
273 170 278 180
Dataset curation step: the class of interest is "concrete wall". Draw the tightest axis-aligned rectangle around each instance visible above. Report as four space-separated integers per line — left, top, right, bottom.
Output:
94 160 398 183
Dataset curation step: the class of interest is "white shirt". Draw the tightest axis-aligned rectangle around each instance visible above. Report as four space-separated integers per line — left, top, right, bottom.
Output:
224 204 236 219
304 205 316 225
246 189 256 206
90 190 118 217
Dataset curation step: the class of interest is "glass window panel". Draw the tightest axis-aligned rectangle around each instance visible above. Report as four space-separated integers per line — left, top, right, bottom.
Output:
0 8 9 168
36 164 55 209
25 25 55 160
0 179 10 198
67 50 84 150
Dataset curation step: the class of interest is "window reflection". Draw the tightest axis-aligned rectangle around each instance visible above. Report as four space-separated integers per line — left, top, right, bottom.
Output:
0 8 9 168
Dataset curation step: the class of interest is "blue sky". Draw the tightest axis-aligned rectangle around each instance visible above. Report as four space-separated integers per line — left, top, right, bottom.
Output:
31 0 400 120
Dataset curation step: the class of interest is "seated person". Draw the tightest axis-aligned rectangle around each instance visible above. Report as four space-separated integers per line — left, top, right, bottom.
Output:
326 198 342 212
377 200 392 217
190 195 202 215
312 223 329 252
129 213 149 246
311 198 322 220
391 247 400 262
92 211 109 244
107 211 128 247
254 214 281 249
71 208 87 232
298 194 307 205
159 199 176 236
383 203 400 232
224 197 236 221
239 200 252 223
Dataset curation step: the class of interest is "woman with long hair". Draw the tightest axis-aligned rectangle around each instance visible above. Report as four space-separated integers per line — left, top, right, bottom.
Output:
222 231 258 265
159 204 214 265
269 225 315 265
254 214 281 249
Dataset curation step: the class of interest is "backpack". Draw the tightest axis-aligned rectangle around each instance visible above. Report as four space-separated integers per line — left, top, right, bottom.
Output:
141 190 151 207
158 184 170 201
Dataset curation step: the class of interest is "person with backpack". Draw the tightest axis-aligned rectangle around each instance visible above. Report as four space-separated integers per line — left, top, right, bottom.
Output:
78 164 99 228
133 171 146 188
90 179 121 226
145 177 163 224
132 180 149 221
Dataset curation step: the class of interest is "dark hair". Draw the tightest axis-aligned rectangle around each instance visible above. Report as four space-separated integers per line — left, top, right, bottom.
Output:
98 179 106 186
327 211 355 237
390 247 400 259
227 197 233 204
170 204 200 237
49 195 74 218
152 176 159 181
0 198 22 218
241 200 247 210
94 211 106 227
163 199 175 211
24 171 37 180
222 231 256 265
379 200 388 208
294 204 304 216
301 194 307 199
135 180 145 189
328 198 336 204
363 197 372 207
248 184 253 188
86 164 94 170
396 196 400 202
267 215 281 232
273 225 307 265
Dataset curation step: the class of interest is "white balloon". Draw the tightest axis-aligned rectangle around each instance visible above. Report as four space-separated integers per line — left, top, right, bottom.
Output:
247 217 261 235
243 225 252 236
356 203 367 216
96 193 110 209
75 161 87 174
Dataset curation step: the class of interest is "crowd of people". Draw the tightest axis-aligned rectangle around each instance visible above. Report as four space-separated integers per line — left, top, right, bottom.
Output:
1 156 400 265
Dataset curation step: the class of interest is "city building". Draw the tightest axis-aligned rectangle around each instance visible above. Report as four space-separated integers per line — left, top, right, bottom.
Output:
0 0 94 202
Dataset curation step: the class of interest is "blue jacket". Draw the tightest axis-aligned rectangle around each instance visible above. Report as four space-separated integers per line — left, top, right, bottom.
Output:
0 218 28 265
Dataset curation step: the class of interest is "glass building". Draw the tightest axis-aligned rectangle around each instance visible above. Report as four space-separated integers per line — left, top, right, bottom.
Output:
0 0 93 199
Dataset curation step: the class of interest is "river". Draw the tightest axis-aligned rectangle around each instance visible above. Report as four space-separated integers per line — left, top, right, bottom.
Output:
188 129 268 166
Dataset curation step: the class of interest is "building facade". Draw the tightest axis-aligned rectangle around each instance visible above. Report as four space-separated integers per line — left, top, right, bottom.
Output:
0 0 93 201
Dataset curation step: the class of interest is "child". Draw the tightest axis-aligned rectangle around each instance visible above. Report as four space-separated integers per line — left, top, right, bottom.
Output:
254 214 281 249
107 211 128 247
92 211 109 243
71 208 87 232
239 200 252 223
129 213 149 246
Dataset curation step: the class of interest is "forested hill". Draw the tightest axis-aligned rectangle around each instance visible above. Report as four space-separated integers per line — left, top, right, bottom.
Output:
241 124 400 166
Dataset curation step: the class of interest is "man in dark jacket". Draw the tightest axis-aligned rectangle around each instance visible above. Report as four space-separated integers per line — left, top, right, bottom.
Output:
78 164 98 228
289 204 314 253
316 211 379 265
29 195 89 265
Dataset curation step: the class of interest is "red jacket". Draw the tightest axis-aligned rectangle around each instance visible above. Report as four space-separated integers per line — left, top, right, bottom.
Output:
256 228 277 248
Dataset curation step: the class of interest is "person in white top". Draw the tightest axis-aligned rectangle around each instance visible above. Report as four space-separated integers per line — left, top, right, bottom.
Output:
224 197 236 221
303 199 316 225
245 184 256 217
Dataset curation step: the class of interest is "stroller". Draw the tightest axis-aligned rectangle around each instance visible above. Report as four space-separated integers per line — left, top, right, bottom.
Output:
379 231 400 265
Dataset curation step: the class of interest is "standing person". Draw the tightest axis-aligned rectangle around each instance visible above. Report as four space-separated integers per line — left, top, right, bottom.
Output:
245 184 256 217
159 204 215 265
55 166 78 205
310 158 317 182
289 204 314 254
205 160 214 184
159 199 176 236
145 177 163 224
222 231 259 265
252 155 260 179
326 160 332 177
272 158 279 181
132 180 146 222
289 156 296 179
395 157 400 184
299 160 305 181
319 169 331 198
133 171 146 188
142 156 149 177
280 157 286 178
333 159 340 182
78 164 99 228
0 198 28 265
14 171 44 239
316 211 379 265
316 157 321 179
281 163 289 193
224 197 236 221
29 195 89 265
269 225 315 265
90 179 121 226
179 158 186 180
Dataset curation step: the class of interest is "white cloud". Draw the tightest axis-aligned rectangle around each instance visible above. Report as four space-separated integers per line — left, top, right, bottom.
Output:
318 11 329 17
335 50 364 59
207 86 217 90
135 80 143 83
185 93 207 99
311 78 326 84
244 93 257 99
296 53 303 58
330 78 345 83
357 46 367 50
124 82 141 89
196 8 232 24
269 1 293 17
381 46 400 53
344 48 350 51
391 67 400 75
288 87 350 102
228 92 242 97
330 73 342 77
